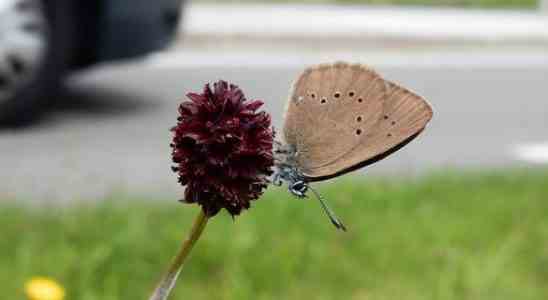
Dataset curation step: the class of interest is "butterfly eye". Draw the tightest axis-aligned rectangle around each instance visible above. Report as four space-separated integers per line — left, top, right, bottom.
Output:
333 92 341 98
320 97 327 104
348 91 355 97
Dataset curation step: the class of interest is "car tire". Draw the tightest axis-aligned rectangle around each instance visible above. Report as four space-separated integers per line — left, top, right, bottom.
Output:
0 0 74 125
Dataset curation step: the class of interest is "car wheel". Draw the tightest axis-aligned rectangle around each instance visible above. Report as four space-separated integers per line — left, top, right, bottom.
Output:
0 0 73 125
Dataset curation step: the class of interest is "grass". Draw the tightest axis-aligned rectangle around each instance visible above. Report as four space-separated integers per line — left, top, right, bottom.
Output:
3 169 548 300
196 0 538 9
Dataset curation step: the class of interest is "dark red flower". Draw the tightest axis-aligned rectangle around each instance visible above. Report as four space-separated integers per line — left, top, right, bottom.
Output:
171 80 275 217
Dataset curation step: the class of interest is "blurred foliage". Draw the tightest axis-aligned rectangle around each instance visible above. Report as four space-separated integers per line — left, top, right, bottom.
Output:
196 0 538 8
2 169 548 299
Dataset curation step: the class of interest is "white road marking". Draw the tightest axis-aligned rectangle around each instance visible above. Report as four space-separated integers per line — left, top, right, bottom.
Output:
512 143 548 164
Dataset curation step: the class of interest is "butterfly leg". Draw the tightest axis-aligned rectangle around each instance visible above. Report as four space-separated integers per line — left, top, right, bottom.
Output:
272 173 283 186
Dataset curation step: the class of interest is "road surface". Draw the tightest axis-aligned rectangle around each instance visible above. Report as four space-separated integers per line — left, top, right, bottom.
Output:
1 49 547 203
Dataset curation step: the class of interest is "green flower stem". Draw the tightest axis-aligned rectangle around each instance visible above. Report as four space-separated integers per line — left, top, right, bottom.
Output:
149 210 209 300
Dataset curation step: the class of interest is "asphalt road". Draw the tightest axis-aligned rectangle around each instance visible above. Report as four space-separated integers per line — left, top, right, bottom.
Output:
1 50 547 203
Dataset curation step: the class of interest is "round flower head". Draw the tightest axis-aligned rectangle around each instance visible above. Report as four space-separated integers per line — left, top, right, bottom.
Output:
171 80 274 216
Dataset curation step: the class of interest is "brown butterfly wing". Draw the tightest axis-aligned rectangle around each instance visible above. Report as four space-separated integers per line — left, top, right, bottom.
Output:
283 62 387 174
304 79 433 181
283 62 433 181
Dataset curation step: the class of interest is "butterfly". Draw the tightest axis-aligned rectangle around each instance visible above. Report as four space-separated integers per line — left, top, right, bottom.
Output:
273 62 433 231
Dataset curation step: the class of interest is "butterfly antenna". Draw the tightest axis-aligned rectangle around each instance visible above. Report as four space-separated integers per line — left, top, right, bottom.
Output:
308 186 347 232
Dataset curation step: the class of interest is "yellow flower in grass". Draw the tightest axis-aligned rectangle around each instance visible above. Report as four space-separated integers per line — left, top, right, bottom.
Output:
25 277 65 300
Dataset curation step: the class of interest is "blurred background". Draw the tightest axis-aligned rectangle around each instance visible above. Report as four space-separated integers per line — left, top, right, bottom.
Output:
1 0 548 299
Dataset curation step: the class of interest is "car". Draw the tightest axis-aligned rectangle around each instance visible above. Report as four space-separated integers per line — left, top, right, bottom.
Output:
0 0 184 124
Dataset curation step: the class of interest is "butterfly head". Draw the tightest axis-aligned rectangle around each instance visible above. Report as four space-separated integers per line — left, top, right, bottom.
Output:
289 180 308 198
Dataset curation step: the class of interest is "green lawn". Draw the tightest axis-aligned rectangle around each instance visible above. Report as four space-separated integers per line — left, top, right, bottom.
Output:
3 170 548 300
196 0 538 9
